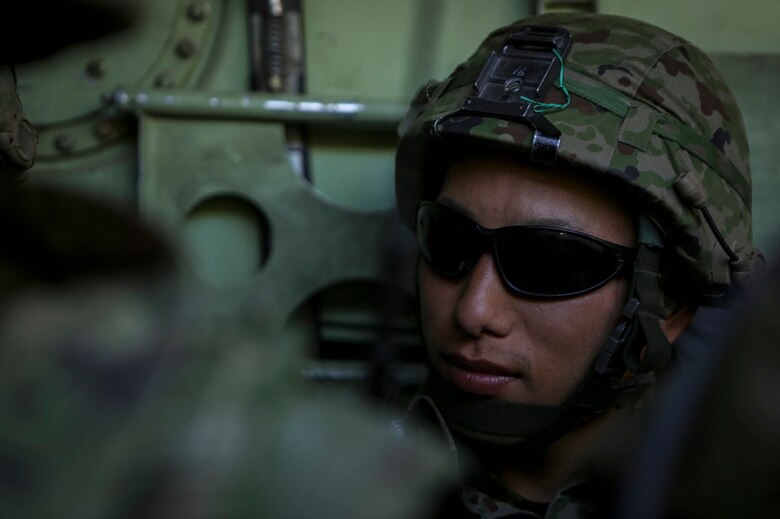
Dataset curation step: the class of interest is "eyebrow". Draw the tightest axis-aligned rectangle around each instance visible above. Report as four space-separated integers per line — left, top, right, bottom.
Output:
436 196 587 232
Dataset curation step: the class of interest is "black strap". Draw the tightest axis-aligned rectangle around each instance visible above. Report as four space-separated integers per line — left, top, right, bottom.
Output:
623 244 672 373
421 370 564 438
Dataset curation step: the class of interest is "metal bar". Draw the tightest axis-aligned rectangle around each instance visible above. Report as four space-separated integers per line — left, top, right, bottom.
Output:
112 89 406 130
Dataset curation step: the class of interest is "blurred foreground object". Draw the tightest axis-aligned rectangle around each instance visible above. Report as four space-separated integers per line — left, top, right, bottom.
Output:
0 188 453 518
612 260 780 519
0 67 37 184
0 0 140 63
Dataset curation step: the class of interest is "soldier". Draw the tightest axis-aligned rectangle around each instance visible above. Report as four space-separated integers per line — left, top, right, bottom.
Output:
395 12 763 518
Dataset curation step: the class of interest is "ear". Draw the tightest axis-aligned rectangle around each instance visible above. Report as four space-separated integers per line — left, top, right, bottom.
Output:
660 306 697 343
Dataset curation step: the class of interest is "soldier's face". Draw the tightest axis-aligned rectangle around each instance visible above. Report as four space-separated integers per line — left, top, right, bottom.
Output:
418 155 636 406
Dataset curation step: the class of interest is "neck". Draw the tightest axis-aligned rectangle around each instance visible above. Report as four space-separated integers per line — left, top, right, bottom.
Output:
481 410 617 502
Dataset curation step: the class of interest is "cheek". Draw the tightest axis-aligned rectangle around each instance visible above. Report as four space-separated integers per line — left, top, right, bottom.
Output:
511 281 629 405
525 280 629 361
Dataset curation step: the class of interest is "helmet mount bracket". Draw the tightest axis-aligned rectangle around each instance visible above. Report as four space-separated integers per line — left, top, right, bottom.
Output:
459 25 572 165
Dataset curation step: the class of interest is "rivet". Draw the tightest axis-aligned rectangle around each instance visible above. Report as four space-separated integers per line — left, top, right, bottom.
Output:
54 134 75 153
85 58 105 79
175 38 197 59
154 71 176 88
187 0 211 22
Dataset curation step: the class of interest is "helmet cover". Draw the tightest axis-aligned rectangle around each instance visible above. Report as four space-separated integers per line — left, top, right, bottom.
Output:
396 12 762 292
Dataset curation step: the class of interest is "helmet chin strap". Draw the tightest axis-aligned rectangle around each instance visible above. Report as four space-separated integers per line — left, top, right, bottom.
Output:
414 216 673 452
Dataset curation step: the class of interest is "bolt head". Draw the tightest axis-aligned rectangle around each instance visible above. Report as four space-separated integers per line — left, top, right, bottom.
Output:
54 134 75 153
175 38 197 59
154 72 176 88
85 58 105 79
187 1 211 22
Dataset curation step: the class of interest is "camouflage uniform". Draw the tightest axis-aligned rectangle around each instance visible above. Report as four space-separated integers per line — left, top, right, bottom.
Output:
407 394 608 518
0 188 454 519
396 12 763 518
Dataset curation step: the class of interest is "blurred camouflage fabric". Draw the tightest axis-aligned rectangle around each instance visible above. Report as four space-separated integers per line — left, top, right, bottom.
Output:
0 188 452 518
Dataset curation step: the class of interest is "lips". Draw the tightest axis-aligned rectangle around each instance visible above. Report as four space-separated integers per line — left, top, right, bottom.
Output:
441 352 521 396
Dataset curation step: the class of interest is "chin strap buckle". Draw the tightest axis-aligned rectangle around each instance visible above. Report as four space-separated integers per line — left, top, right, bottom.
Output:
624 244 673 374
594 297 641 376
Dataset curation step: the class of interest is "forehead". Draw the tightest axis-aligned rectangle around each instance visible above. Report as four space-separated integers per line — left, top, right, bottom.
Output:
439 153 636 243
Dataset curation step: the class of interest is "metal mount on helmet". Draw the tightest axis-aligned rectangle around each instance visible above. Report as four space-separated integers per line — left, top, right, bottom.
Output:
455 25 572 164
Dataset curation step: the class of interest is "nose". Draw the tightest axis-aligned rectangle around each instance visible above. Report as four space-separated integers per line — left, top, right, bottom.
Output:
453 252 515 338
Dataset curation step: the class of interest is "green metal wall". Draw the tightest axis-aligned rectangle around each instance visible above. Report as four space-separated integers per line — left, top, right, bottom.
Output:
13 0 780 389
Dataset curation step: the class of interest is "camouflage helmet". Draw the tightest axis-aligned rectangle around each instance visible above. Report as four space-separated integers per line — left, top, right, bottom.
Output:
396 12 763 294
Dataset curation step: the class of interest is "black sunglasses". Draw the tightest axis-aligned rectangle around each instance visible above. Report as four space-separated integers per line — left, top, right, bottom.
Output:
417 201 635 298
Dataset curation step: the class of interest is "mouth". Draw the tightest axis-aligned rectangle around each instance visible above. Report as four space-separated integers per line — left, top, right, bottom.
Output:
441 352 521 396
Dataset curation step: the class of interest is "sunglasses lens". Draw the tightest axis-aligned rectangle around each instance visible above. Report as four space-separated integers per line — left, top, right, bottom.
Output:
496 229 622 296
417 202 629 297
417 203 483 276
